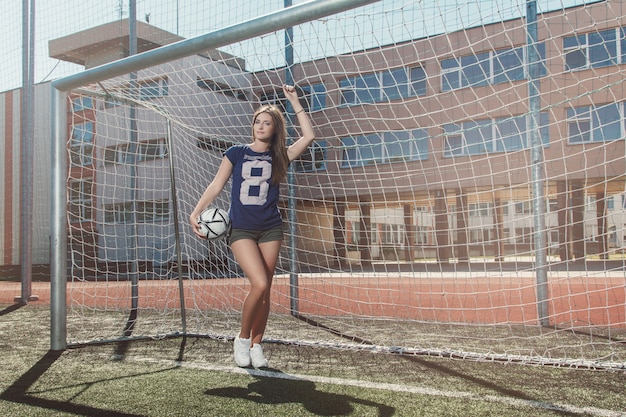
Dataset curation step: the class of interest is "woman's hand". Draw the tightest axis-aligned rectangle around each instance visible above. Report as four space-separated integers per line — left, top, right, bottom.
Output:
189 157 234 239
283 84 300 107
190 211 206 239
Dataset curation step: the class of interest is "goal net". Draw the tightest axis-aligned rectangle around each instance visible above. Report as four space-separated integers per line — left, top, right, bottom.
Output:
55 0 626 369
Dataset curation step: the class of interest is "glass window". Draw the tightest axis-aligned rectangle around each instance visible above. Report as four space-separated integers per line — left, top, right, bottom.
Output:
461 52 490 87
565 29 620 70
441 58 460 91
341 134 382 167
139 138 168 162
567 104 622 143
444 124 464 157
444 120 491 156
593 103 621 141
469 203 492 217
442 44 545 91
588 29 617 68
447 113 549 156
495 115 525 152
294 140 326 172
341 136 358 167
340 74 379 105
103 147 116 165
140 80 160 99
382 68 408 101
411 129 429 160
493 48 524 83
70 122 94 167
136 200 170 222
340 77 357 105
341 129 428 168
341 66 426 105
300 83 326 111
103 204 116 223
569 118 591 143
414 226 428 245
196 77 247 100
139 79 168 100
104 202 139 223
464 119 492 154
564 34 587 70
72 96 93 112
104 96 123 108
356 73 379 104
384 130 411 161
565 48 587 71
357 133 382 165
103 143 129 165
68 179 93 223
567 106 591 143
410 66 427 96
515 201 533 214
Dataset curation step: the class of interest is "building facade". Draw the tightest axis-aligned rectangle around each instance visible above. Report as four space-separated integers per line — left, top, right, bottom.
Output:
255 0 626 265
3 1 626 273
0 83 52 274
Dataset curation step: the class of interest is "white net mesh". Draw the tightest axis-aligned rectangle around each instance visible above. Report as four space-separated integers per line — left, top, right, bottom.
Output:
58 0 625 369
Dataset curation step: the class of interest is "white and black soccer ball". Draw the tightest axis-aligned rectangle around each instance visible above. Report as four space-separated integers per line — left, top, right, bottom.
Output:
197 207 231 240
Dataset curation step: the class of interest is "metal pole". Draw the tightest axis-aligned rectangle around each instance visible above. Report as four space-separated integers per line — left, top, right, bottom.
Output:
122 0 140 338
19 0 29 301
165 119 187 333
50 86 68 351
527 0 549 326
284 0 299 316
18 0 38 304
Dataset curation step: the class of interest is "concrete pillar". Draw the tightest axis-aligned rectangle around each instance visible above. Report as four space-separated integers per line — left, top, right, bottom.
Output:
455 191 469 263
556 180 571 261
493 198 505 262
403 204 414 262
596 191 608 259
333 202 346 267
571 183 585 260
359 203 372 267
434 189 450 263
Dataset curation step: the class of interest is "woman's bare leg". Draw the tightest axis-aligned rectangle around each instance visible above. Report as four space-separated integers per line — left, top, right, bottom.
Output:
230 238 282 344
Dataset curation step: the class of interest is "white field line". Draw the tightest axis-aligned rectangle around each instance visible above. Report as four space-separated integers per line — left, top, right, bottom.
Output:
125 356 625 417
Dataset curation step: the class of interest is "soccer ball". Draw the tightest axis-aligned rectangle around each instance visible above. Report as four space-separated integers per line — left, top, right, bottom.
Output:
197 207 231 240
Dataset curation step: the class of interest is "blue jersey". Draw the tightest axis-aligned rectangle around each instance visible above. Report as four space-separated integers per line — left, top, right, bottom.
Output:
225 144 282 230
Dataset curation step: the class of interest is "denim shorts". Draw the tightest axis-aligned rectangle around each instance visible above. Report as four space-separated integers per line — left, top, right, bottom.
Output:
228 226 284 244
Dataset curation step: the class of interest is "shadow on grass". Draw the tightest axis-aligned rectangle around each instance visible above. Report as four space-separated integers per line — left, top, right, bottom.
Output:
205 373 395 416
112 334 188 363
0 349 146 417
400 355 580 417
292 312 592 415
0 303 24 316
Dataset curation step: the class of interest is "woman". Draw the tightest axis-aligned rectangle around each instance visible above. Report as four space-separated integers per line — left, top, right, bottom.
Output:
190 84 316 368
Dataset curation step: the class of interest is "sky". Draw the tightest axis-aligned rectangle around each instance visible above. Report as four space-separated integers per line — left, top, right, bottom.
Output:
1 0 592 93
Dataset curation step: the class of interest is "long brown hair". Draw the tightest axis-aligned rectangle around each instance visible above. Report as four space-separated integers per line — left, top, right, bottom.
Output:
251 105 289 185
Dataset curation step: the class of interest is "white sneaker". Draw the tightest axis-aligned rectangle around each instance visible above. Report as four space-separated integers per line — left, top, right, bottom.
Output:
234 336 251 367
250 344 268 368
